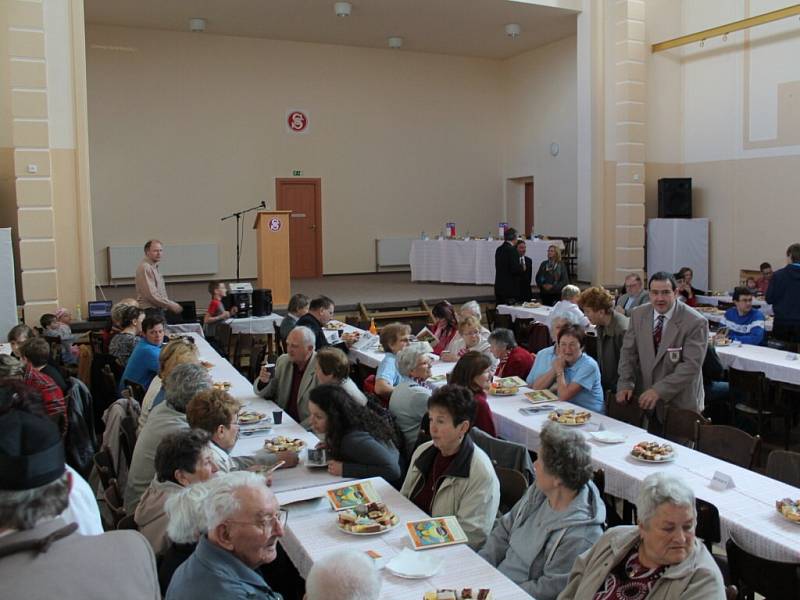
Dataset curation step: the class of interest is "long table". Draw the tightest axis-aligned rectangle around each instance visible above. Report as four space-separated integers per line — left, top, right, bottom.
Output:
410 238 563 285
276 477 529 599
497 303 553 323
698 294 772 315
227 314 284 335
482 389 800 562
716 343 800 386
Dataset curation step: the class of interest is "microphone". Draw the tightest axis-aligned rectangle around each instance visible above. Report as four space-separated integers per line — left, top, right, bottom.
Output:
260 200 266 208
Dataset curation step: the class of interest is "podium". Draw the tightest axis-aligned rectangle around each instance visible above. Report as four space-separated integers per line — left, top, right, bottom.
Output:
253 211 291 306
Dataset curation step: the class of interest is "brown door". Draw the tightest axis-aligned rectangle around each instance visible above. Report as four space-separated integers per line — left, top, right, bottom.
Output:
524 181 534 235
275 178 322 278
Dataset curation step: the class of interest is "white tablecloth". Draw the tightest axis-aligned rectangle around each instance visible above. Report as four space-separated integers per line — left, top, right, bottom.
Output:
276 477 529 599
483 390 800 561
166 323 204 337
226 314 284 335
0 342 10 355
496 304 553 323
697 295 772 316
716 343 800 386
410 238 563 284
188 333 353 493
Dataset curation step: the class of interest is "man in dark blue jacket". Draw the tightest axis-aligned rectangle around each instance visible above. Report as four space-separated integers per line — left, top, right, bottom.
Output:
766 242 800 343
494 228 523 305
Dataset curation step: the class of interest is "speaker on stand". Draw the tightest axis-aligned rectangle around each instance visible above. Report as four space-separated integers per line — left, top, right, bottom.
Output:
658 178 692 218
252 289 273 317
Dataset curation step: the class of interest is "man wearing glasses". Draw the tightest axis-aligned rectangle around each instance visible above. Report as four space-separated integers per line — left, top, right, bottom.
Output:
616 272 708 431
166 472 286 599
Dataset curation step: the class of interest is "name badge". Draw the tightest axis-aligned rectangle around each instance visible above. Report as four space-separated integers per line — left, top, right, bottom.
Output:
667 347 683 363
710 471 735 491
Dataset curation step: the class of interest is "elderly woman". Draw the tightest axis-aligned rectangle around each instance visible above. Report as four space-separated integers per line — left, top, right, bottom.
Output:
138 337 200 433
459 300 490 334
526 309 580 385
558 473 725 599
489 328 534 380
430 301 459 356
315 346 367 406
134 429 219 555
308 385 401 483
579 286 629 393
390 345 434 457
125 363 212 512
401 384 500 549
528 324 604 413
109 305 145 367
442 315 495 366
535 244 570 306
448 351 497 436
480 422 605 599
550 285 591 328
374 322 412 397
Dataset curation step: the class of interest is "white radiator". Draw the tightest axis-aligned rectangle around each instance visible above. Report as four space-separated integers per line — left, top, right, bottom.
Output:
107 243 219 279
375 238 414 270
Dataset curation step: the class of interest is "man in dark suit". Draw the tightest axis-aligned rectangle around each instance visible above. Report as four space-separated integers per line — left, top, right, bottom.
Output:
494 228 523 305
515 239 533 302
295 296 350 352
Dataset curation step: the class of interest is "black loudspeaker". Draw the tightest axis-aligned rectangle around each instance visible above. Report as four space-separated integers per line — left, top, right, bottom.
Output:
252 289 272 317
658 178 692 218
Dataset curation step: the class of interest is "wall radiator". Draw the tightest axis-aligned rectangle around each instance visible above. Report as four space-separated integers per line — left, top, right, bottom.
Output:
107 243 219 280
375 238 414 271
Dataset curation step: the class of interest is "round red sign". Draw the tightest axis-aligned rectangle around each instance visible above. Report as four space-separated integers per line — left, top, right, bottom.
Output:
287 111 308 133
268 218 282 232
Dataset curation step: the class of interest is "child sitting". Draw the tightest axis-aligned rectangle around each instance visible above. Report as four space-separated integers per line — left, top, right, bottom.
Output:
40 312 78 365
203 281 236 345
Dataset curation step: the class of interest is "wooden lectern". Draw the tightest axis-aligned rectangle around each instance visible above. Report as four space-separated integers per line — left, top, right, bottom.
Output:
253 211 291 306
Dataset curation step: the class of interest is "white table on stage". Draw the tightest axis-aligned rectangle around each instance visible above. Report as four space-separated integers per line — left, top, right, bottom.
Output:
187 333 353 494
410 238 563 285
226 314 284 335
716 343 800 386
481 390 800 562
496 304 553 323
276 477 530 599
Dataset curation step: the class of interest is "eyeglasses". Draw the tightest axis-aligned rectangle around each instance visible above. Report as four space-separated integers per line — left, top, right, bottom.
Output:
227 509 288 534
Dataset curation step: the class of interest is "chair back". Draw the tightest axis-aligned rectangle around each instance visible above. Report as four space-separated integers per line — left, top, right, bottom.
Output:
103 478 126 529
119 415 138 466
659 406 709 448
726 537 800 599
728 367 767 399
766 450 800 487
695 422 761 469
470 427 534 483
117 514 139 531
494 466 529 514
63 377 98 478
90 331 106 355
493 313 514 331
766 338 800 353
93 447 117 490
583 332 598 361
273 321 286 356
527 323 553 354
232 333 255 375
485 307 498 332
215 321 233 358
605 392 646 428
695 498 721 553
123 379 146 404
513 318 535 351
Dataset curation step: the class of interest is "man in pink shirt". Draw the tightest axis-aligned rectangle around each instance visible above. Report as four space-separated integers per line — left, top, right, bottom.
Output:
135 240 182 315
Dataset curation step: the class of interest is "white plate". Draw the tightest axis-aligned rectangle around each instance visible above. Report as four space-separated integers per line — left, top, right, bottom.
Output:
384 548 443 579
590 431 627 444
336 519 400 536
630 452 675 464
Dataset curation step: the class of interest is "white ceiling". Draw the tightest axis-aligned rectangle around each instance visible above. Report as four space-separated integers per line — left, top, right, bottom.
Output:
83 0 579 60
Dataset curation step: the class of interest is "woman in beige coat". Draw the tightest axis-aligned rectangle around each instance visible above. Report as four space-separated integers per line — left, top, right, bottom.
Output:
400 384 500 550
557 473 725 600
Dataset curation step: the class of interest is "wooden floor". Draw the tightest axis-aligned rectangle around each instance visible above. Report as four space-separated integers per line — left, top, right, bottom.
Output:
98 272 495 312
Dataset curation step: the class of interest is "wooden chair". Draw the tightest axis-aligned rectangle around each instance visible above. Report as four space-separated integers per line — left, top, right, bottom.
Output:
89 331 106 355
485 307 498 331
93 447 117 490
728 367 783 442
273 321 286 356
766 337 799 353
117 514 138 531
526 322 552 354
493 313 514 331
605 392 645 428
494 466 529 514
695 423 761 470
513 318 535 351
773 381 800 450
766 450 800 487
726 537 800 599
695 498 721 553
103 479 126 529
659 406 710 448
215 321 233 358
123 379 146 404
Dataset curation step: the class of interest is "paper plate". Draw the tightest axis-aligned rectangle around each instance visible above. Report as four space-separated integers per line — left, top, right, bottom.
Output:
384 548 443 579
629 452 675 464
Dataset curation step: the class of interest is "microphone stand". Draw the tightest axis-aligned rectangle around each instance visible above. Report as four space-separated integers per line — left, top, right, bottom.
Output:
221 201 265 281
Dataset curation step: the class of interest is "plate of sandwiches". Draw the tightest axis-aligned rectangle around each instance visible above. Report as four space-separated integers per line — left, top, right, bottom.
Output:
547 408 591 426
238 411 268 425
423 590 493 600
630 441 675 463
323 320 346 331
336 502 399 535
264 436 306 453
776 498 800 524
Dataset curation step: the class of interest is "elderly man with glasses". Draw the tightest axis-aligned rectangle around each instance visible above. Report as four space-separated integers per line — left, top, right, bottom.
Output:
166 471 287 600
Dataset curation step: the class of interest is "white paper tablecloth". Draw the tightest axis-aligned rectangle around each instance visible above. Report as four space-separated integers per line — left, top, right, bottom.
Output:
226 314 284 335
276 477 530 599
410 238 563 285
496 304 553 323
166 323 204 337
697 295 772 316
0 342 10 355
187 333 353 493
716 343 800 386
483 390 800 561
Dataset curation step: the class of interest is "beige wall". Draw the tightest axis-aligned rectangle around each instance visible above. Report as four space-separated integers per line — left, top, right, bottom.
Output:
87 25 535 281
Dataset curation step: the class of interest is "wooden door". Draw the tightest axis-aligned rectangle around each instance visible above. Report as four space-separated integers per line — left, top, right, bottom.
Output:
275 178 322 278
524 181 534 236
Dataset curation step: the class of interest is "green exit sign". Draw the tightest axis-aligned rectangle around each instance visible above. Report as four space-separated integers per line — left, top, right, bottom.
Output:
292 170 303 177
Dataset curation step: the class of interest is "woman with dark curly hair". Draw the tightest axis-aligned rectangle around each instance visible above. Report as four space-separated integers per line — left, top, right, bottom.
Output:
448 351 497 436
308 385 401 484
430 301 458 356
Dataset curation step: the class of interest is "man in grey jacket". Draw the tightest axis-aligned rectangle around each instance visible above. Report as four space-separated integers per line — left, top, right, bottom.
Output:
479 422 605 600
615 273 649 317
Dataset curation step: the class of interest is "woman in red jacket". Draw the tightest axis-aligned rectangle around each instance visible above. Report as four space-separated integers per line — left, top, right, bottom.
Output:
448 351 496 436
430 301 458 356
489 328 534 380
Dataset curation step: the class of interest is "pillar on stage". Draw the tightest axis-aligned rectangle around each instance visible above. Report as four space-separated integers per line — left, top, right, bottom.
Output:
253 211 291 306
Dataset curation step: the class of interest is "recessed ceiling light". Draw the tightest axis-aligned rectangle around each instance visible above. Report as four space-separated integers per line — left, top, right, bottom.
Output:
189 18 206 32
505 23 521 38
334 2 352 17
388 36 403 49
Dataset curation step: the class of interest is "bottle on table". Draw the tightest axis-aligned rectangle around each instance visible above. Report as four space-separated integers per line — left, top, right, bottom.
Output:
369 319 378 335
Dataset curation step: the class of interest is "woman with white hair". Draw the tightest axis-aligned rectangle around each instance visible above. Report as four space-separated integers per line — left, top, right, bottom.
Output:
306 549 382 600
557 473 725 600
389 346 433 458
550 284 591 329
